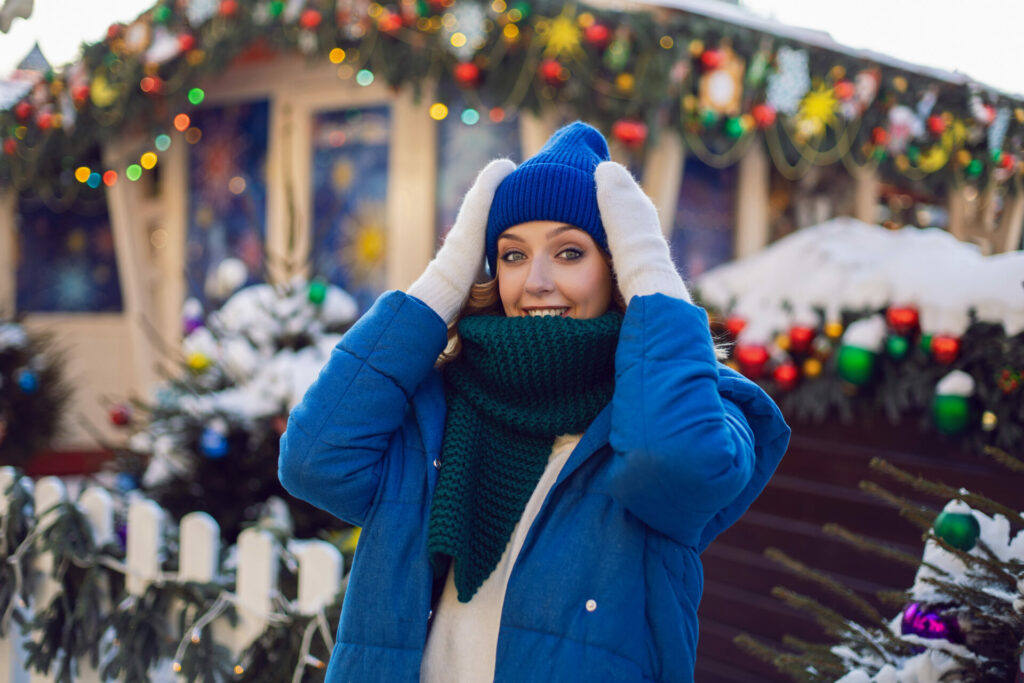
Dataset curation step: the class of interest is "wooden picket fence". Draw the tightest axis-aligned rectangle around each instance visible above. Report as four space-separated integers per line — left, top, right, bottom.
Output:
0 467 344 682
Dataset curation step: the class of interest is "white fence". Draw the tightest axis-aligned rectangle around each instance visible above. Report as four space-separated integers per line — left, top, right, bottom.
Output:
0 467 344 682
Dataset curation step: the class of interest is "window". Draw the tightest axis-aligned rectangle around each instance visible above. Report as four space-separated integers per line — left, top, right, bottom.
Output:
670 157 737 277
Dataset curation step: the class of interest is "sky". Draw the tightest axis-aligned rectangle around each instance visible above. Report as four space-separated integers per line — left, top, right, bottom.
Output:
0 0 1022 96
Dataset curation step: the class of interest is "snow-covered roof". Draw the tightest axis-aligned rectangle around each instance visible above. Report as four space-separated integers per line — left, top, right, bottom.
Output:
16 42 49 73
696 218 1024 341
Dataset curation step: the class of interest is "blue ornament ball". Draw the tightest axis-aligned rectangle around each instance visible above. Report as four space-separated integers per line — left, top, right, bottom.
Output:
16 368 38 394
115 473 139 492
200 425 229 459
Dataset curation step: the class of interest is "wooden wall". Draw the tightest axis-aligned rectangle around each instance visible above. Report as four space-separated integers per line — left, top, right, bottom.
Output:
695 417 1019 682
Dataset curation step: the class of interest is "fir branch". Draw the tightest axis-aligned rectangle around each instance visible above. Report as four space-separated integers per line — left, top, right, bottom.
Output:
858 479 936 531
870 458 1024 527
101 587 177 683
733 633 829 683
764 547 883 624
984 445 1024 473
822 523 923 568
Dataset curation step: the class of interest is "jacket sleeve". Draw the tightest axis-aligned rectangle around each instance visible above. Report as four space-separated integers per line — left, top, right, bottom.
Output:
278 291 448 526
607 293 789 547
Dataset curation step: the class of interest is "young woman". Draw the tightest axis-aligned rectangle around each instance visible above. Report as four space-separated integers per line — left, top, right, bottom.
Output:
279 122 790 682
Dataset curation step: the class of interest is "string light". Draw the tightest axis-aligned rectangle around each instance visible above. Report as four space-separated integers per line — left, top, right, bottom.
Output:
74 166 90 183
87 172 101 188
429 103 448 120
174 114 191 132
329 48 346 64
126 164 142 181
355 70 374 86
140 152 158 169
102 170 117 186
154 134 171 151
461 108 480 125
187 87 206 105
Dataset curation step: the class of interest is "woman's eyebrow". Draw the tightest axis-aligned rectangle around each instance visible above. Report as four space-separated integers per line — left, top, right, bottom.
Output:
546 224 579 238
498 232 525 243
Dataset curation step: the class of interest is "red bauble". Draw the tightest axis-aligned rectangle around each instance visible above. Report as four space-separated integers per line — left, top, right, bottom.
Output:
219 0 239 17
751 104 776 129
612 119 648 148
927 115 946 135
106 24 122 40
377 11 402 33
788 325 815 355
931 335 961 365
14 101 32 121
699 49 722 70
885 305 920 335
178 34 197 52
538 59 566 87
583 24 611 49
72 85 90 104
773 363 799 391
833 80 854 100
1000 154 1016 170
300 9 322 28
3 139 16 156
109 404 133 427
453 62 481 88
736 344 770 379
871 127 888 145
36 111 53 131
725 315 746 338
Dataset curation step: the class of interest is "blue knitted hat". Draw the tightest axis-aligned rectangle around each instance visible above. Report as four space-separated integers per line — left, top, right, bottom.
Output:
486 121 610 275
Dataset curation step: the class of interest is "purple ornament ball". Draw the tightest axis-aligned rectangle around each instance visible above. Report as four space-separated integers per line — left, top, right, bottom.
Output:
900 602 962 643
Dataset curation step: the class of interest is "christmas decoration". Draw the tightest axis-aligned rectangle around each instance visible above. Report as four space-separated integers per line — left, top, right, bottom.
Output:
930 335 961 365
837 317 884 386
765 46 810 115
736 344 770 379
453 61 482 88
900 602 962 642
611 119 648 148
698 45 744 116
788 325 815 355
109 403 132 427
932 509 980 551
538 59 567 88
886 306 919 335
931 370 974 436
773 363 799 391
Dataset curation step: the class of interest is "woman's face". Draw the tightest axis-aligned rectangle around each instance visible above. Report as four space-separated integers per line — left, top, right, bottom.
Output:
496 220 613 319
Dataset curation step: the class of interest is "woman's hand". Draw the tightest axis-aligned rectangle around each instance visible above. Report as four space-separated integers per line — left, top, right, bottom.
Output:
408 159 517 323
595 161 691 304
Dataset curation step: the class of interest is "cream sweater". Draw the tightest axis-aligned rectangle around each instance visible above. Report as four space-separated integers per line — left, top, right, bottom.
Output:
419 433 582 682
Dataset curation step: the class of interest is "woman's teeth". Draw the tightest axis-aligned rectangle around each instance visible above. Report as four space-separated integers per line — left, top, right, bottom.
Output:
526 308 567 317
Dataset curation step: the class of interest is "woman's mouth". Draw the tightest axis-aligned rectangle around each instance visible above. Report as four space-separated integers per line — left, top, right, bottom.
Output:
524 307 569 317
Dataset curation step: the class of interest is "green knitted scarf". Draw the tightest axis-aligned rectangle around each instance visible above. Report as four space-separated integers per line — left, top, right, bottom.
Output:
427 310 622 602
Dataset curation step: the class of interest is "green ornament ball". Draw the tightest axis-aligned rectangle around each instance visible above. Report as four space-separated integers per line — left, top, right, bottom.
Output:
837 345 876 386
725 117 744 138
415 0 430 17
512 1 532 20
699 109 719 128
308 280 328 305
919 333 933 354
966 159 983 178
907 145 920 164
153 5 172 23
933 510 980 551
269 1 285 17
886 334 909 360
932 394 969 435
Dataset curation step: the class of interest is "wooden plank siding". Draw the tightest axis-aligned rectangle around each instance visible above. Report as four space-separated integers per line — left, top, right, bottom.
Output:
694 418 1018 682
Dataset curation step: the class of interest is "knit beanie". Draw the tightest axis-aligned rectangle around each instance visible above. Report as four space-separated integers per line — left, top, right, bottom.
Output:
485 121 610 275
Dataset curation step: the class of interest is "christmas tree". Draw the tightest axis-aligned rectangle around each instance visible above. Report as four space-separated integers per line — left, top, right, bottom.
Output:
114 276 358 540
0 319 70 467
736 446 1024 682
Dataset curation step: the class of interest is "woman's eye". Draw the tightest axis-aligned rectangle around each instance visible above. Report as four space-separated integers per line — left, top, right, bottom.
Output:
558 247 584 261
500 250 526 262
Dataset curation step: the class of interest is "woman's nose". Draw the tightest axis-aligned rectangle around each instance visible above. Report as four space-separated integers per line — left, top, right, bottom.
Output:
524 257 555 295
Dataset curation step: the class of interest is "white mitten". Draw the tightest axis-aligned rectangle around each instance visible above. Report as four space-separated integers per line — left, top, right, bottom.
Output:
408 158 516 323
595 161 691 304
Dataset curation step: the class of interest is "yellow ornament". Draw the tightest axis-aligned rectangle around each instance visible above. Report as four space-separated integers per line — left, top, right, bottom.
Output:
90 69 120 108
917 146 949 173
688 39 704 57
795 84 839 138
892 75 907 92
615 73 635 94
540 9 582 59
803 358 823 378
895 155 910 171
1015 108 1024 124
824 321 844 338
956 149 972 166
981 411 997 431
775 333 791 352
187 352 212 373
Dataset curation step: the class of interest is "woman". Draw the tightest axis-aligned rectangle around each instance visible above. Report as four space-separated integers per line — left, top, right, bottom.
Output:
279 122 790 682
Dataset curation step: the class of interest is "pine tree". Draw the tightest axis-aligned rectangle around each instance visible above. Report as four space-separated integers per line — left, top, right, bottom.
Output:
113 277 358 540
736 446 1024 682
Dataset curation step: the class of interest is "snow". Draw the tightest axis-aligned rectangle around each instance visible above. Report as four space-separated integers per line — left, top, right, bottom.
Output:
842 315 885 352
935 371 975 397
696 218 1024 341
0 322 28 350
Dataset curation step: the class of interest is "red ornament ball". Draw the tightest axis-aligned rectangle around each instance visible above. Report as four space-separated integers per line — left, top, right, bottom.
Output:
751 104 776 129
736 344 770 379
871 126 888 145
36 111 53 131
927 115 946 135
833 80 854 100
611 119 648 148
377 11 402 33
773 363 799 391
72 85 90 104
538 59 567 87
725 315 746 338
930 335 961 365
885 305 919 335
3 139 16 156
300 9 322 28
14 101 33 122
788 325 815 355
109 404 133 427
106 24 122 40
219 0 239 17
1000 154 1016 170
583 24 611 49
453 62 481 88
699 49 722 70
178 34 197 53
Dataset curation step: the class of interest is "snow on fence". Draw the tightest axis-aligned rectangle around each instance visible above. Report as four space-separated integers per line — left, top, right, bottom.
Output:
0 467 343 682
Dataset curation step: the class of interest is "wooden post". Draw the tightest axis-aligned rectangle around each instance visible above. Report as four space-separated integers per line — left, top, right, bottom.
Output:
519 112 557 158
641 131 685 239
734 141 771 259
852 166 880 224
0 190 14 314
294 541 343 615
78 487 114 683
126 498 164 596
998 192 1024 252
233 528 278 654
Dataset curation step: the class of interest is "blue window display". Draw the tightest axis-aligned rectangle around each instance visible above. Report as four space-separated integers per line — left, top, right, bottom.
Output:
310 106 390 313
436 114 521 243
16 193 123 312
670 157 737 278
186 100 269 306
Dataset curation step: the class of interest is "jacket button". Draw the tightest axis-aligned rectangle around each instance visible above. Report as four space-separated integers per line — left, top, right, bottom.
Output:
585 599 597 612
428 610 434 620
433 458 441 469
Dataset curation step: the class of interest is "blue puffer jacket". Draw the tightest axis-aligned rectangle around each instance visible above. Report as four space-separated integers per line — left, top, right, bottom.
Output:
279 290 790 682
